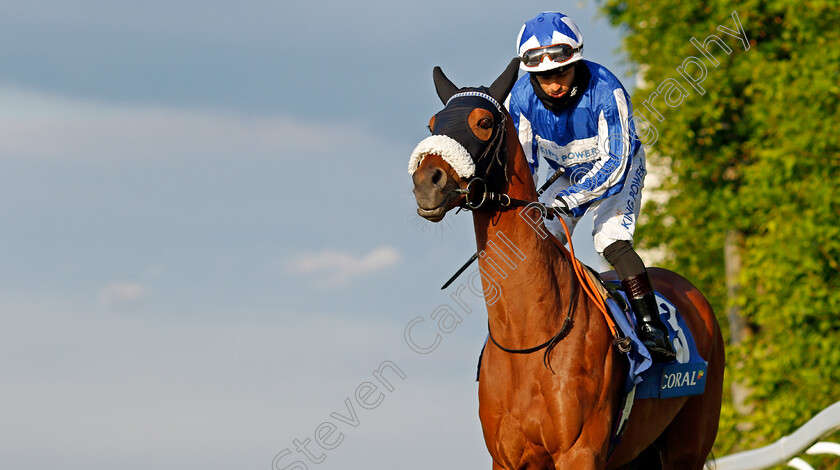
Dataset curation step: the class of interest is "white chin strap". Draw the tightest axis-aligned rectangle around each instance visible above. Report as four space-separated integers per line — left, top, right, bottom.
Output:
408 134 476 179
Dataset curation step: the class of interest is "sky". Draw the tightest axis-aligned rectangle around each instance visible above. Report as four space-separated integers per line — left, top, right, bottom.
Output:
0 2 631 469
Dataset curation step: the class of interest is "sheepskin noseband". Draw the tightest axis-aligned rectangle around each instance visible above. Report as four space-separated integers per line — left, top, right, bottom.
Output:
408 134 475 178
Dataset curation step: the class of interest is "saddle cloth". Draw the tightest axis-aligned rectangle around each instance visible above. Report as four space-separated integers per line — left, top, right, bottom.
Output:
605 282 708 399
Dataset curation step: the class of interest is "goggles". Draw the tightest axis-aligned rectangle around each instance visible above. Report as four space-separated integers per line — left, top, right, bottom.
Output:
519 43 582 68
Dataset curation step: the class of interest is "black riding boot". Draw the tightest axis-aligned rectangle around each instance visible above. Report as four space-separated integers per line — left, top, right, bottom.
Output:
621 272 676 362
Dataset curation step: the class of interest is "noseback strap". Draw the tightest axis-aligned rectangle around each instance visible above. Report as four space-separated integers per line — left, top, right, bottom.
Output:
446 91 503 114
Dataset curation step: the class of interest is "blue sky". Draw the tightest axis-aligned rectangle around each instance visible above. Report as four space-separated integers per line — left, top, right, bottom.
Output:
0 2 630 469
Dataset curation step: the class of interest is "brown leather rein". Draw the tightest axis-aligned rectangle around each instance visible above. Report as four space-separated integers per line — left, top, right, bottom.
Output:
455 176 579 372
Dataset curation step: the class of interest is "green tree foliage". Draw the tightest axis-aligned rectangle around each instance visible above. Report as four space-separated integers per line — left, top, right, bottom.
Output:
601 0 840 458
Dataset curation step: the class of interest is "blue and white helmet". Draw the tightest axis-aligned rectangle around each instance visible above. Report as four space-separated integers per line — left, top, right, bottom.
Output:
516 12 584 73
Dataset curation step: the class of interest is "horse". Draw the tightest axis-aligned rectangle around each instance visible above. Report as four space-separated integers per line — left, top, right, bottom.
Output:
408 58 725 469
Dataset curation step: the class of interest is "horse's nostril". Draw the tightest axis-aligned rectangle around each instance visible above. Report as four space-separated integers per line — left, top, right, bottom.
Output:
431 168 445 186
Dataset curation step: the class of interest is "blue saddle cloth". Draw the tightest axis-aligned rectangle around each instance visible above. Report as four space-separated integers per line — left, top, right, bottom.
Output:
605 283 708 399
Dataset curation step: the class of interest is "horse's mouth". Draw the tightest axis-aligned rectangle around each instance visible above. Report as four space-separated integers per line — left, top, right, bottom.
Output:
416 190 461 222
417 206 446 222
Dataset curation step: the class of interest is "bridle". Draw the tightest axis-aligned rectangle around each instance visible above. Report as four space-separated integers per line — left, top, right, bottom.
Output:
461 174 578 372
455 176 553 213
433 91 562 217
431 94 579 370
459 171 623 370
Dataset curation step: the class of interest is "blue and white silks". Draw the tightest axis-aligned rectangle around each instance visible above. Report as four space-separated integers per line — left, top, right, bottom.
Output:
506 60 641 218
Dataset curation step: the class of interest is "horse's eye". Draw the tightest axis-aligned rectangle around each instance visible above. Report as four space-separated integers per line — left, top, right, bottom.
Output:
478 117 493 129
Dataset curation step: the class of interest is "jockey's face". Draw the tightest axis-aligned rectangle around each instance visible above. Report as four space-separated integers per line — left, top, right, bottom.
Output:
535 66 576 99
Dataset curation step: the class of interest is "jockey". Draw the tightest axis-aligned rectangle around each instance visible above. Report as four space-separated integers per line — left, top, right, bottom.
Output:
506 11 676 361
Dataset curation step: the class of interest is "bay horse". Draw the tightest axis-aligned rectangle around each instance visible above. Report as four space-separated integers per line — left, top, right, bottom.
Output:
409 58 724 469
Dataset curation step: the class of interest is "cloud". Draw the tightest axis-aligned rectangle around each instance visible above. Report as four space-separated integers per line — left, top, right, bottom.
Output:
288 246 401 286
0 86 388 164
99 281 148 309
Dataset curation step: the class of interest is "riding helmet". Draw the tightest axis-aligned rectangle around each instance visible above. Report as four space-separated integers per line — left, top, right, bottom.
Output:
516 12 584 73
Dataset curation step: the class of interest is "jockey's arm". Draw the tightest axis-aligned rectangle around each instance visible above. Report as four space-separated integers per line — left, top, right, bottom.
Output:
554 91 635 211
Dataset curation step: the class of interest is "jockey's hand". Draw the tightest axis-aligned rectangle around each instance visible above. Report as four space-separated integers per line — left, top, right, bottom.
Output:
552 197 572 217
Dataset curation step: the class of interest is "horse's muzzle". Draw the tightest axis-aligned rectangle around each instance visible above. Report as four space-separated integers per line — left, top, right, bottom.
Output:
412 159 461 222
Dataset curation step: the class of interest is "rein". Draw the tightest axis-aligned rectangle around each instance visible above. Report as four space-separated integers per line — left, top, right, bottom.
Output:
459 177 616 371
427 90 614 370
457 176 581 372
440 165 568 290
487 248 578 373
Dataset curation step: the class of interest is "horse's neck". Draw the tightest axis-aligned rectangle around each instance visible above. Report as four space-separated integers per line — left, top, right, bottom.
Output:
473 119 572 342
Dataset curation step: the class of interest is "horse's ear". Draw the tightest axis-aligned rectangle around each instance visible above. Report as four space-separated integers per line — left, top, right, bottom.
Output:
433 66 459 104
488 58 521 103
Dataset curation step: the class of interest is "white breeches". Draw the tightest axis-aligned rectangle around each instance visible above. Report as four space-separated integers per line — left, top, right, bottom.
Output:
540 149 646 254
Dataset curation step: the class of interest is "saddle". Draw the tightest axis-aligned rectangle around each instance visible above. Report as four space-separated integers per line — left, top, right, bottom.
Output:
581 267 710 460
582 266 709 399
